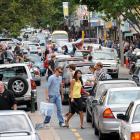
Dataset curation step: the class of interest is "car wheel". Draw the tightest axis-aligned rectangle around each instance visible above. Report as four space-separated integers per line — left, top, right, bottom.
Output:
86 108 91 122
94 124 99 135
91 112 95 128
113 73 118 78
99 131 107 140
8 76 29 97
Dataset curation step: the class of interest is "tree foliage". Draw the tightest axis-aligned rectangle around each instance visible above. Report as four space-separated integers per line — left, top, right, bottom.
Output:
0 0 77 36
78 0 140 32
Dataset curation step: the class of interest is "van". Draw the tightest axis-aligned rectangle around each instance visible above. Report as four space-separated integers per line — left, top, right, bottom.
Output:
52 30 69 43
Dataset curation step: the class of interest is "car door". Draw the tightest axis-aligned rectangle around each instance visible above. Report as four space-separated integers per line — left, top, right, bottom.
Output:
121 102 134 140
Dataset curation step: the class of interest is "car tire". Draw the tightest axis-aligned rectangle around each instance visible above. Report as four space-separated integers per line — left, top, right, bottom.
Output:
86 108 91 122
99 131 107 140
94 124 99 135
8 76 29 97
113 73 118 78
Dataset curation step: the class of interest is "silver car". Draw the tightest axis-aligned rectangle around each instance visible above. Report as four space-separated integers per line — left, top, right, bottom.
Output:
93 87 140 140
0 110 40 140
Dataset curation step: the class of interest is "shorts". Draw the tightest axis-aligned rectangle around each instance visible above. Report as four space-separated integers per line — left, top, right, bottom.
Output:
70 98 83 114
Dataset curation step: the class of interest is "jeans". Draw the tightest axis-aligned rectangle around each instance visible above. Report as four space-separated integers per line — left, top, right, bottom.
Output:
44 94 64 124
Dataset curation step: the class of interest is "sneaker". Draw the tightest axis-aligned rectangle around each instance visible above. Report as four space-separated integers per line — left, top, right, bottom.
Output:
59 123 66 127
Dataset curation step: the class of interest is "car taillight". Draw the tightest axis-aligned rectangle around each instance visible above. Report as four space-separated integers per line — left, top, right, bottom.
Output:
31 80 36 90
103 108 115 119
131 132 140 140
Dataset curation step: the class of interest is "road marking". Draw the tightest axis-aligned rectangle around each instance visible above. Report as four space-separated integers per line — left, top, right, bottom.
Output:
71 128 83 140
71 129 77 132
74 132 81 137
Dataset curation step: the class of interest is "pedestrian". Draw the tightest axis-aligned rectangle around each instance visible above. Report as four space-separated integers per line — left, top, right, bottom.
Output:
88 55 93 62
62 45 68 55
5 47 14 63
0 81 17 110
65 70 85 129
14 43 21 56
44 67 66 127
0 44 6 64
64 64 76 118
47 54 56 79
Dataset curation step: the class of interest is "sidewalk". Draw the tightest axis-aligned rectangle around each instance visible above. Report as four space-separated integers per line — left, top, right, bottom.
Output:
28 112 61 140
119 64 130 75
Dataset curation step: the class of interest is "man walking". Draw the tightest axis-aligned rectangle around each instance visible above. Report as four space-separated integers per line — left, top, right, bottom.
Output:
45 66 65 127
0 81 17 110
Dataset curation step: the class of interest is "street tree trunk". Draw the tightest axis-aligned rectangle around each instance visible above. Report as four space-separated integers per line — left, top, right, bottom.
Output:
116 17 124 66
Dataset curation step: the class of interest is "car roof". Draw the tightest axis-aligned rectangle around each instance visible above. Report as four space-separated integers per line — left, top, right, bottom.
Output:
0 110 27 115
108 87 140 92
0 63 28 68
56 57 84 61
98 80 136 85
76 50 91 52
66 62 94 67
133 99 140 105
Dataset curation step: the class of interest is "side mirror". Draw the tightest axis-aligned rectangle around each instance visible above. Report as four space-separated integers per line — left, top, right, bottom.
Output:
117 114 126 120
92 99 99 104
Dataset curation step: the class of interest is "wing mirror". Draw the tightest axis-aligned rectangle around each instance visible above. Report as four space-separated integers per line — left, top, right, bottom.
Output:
117 114 127 121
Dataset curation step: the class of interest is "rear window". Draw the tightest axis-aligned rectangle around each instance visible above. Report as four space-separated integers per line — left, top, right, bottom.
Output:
108 90 140 105
96 83 136 98
0 66 28 82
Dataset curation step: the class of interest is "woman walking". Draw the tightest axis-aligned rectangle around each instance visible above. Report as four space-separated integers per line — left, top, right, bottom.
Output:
65 70 84 129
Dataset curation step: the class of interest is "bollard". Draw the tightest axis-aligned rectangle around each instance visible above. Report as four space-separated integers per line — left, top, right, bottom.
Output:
31 91 35 113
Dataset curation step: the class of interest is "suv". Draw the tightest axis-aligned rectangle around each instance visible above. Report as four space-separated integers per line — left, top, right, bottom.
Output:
0 63 37 110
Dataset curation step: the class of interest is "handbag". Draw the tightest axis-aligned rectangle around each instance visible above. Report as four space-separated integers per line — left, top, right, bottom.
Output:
40 102 54 116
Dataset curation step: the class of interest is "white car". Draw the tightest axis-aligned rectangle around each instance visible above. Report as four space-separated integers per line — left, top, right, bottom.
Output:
0 110 40 140
118 99 140 140
0 63 37 110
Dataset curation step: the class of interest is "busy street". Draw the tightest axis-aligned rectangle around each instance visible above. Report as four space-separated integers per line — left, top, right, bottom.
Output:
0 0 140 140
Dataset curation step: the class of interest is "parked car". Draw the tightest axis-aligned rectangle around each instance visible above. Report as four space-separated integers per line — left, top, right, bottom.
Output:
118 99 140 140
0 110 40 140
27 54 46 76
0 63 38 110
93 87 140 140
55 57 84 69
86 80 137 126
91 50 119 78
62 62 95 105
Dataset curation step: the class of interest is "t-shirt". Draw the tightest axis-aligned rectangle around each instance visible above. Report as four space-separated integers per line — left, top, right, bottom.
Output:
0 89 16 110
46 74 62 96
72 80 82 98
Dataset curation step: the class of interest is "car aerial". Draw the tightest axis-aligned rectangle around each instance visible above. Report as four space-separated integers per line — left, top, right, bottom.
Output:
62 62 95 106
117 99 140 140
0 110 40 140
0 63 38 110
27 54 46 76
86 80 137 126
54 57 84 69
91 50 119 78
93 87 140 140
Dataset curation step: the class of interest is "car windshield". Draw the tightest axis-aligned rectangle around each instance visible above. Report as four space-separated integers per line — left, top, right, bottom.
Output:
76 65 92 74
0 66 28 82
0 114 31 132
133 104 140 123
53 34 68 40
92 52 115 60
108 90 140 105
96 83 136 98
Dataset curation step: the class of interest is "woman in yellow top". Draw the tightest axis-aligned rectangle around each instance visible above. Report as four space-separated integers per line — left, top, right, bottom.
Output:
65 70 84 129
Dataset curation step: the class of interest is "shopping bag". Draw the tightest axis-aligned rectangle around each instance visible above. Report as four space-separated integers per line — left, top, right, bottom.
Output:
40 102 54 116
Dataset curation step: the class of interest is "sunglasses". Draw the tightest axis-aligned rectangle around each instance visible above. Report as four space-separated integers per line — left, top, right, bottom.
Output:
58 70 63 74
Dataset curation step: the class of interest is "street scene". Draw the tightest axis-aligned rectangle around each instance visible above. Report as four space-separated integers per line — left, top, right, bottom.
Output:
0 0 140 140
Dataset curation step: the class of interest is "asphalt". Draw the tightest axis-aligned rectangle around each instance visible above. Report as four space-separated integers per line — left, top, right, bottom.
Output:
29 65 130 140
